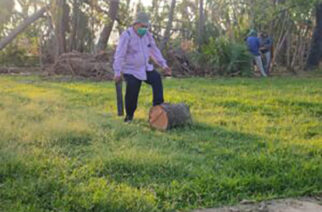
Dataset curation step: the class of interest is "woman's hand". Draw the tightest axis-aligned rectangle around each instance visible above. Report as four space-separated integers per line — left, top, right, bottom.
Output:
114 75 122 83
163 66 172 76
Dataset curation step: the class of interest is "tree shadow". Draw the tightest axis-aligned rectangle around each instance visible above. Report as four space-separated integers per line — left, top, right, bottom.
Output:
95 121 267 186
92 120 322 209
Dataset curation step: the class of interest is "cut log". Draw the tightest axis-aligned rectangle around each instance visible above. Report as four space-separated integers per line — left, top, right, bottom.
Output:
149 103 192 130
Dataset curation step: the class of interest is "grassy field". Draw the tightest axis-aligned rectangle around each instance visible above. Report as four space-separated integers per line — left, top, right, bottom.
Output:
0 75 321 212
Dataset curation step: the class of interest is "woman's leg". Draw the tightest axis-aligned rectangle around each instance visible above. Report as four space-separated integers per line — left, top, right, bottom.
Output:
124 74 142 119
145 70 164 106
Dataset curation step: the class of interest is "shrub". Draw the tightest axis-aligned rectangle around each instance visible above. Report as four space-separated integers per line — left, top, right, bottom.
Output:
199 37 252 76
0 44 39 67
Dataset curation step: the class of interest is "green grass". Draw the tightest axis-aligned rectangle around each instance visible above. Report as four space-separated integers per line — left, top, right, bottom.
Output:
0 75 321 212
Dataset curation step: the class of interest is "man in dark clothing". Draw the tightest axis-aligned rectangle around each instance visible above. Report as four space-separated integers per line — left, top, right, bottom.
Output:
246 29 267 77
259 32 273 75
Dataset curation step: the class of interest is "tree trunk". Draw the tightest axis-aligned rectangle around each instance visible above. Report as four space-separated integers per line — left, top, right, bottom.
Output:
306 3 322 70
55 0 69 56
149 103 192 130
160 0 176 51
69 0 79 51
198 0 205 49
250 0 256 29
0 6 47 50
96 0 120 53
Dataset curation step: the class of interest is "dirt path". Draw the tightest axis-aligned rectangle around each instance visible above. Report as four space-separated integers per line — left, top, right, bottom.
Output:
193 197 322 212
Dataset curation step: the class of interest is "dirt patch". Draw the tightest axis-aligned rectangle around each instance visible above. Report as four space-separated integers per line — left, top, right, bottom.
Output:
193 197 322 212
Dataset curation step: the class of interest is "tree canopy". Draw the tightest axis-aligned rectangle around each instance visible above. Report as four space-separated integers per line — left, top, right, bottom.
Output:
0 0 321 73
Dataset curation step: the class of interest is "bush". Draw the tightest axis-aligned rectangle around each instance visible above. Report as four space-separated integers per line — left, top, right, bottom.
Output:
199 37 252 76
0 44 39 67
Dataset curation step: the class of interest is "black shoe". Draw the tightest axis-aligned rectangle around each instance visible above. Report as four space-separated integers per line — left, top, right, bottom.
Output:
124 116 133 123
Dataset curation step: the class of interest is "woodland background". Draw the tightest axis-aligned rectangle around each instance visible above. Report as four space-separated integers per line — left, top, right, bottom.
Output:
0 0 322 78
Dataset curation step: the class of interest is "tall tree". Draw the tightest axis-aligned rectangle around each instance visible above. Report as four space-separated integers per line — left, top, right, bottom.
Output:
306 3 322 70
54 0 69 55
198 0 205 49
69 0 92 52
69 0 80 51
0 0 14 27
96 0 120 53
160 0 176 51
0 6 47 50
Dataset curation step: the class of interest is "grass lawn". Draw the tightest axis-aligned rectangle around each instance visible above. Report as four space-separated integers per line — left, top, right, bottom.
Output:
0 75 321 211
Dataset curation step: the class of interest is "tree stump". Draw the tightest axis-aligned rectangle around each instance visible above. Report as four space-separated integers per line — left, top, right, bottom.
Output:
149 103 192 130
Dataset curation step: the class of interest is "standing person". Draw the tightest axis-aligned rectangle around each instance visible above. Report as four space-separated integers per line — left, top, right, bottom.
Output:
113 12 172 122
259 32 273 75
246 29 267 77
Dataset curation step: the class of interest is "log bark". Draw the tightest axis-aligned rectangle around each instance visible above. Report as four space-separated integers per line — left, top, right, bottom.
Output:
149 103 192 130
0 6 47 50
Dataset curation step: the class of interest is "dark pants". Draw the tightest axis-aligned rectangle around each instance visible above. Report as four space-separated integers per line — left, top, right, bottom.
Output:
124 70 164 117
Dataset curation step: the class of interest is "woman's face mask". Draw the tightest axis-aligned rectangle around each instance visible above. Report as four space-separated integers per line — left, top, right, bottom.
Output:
137 27 148 36
136 23 148 36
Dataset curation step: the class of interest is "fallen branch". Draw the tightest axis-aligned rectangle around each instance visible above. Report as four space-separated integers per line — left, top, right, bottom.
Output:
0 6 48 50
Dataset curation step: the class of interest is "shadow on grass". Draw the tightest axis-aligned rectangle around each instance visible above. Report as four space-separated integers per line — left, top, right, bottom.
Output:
1 114 321 211
91 121 322 210
93 122 266 186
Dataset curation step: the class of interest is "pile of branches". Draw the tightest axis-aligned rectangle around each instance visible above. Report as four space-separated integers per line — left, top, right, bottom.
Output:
47 51 114 80
166 48 196 77
47 49 198 80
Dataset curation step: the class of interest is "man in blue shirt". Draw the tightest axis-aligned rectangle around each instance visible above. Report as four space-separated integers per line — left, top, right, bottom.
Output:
246 29 267 77
259 32 273 75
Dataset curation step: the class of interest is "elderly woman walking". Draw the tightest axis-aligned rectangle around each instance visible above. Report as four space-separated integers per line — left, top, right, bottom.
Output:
113 12 172 122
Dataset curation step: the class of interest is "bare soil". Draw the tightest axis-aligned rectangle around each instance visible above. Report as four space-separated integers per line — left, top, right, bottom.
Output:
193 196 322 212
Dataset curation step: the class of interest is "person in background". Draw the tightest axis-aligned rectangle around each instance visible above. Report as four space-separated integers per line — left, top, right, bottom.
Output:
113 12 172 122
246 29 267 77
259 32 273 75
